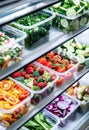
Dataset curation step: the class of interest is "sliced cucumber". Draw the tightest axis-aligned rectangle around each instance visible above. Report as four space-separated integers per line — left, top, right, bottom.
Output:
70 19 79 30
72 0 80 5
80 17 88 26
66 8 76 17
60 18 69 28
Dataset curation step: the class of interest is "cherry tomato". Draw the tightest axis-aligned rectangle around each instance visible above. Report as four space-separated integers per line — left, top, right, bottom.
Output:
56 77 64 86
45 61 52 68
37 57 47 65
47 51 55 58
57 67 66 73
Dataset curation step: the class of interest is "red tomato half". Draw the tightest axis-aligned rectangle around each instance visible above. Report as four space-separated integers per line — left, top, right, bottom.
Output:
56 77 64 86
37 57 47 65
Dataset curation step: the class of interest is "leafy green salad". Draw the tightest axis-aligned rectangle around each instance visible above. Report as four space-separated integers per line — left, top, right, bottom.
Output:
16 12 49 26
11 11 52 47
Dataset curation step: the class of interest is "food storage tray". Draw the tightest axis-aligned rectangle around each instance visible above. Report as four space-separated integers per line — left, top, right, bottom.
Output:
0 77 33 127
36 49 79 85
46 93 80 126
58 37 89 66
67 72 89 114
10 9 55 48
0 25 27 48
10 61 58 104
49 3 89 33
20 109 59 130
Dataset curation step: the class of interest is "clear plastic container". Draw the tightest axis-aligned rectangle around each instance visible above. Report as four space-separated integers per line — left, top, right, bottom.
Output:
36 49 79 86
58 37 89 66
46 93 80 127
10 9 55 48
0 25 27 47
20 109 59 130
0 77 33 127
0 25 27 71
66 72 89 114
10 61 58 105
50 4 89 33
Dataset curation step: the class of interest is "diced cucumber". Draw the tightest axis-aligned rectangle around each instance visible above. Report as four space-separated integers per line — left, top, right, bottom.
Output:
75 40 82 49
83 47 89 56
53 3 61 8
67 46 75 52
70 19 79 30
76 49 84 55
72 0 80 5
83 94 89 101
70 41 76 48
76 54 85 63
83 51 89 57
60 18 69 28
66 8 76 17
80 17 88 26
85 47 89 52
63 42 70 47
57 47 62 54
66 51 76 59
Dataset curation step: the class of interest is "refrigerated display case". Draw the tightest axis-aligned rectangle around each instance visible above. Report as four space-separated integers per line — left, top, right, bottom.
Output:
0 0 89 130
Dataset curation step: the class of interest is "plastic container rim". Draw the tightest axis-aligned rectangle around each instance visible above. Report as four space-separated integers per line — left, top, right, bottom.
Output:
11 9 55 29
3 25 27 44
